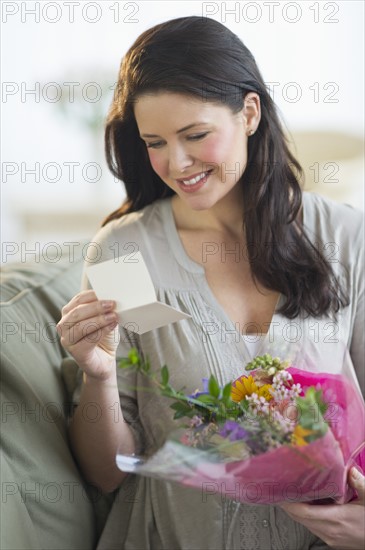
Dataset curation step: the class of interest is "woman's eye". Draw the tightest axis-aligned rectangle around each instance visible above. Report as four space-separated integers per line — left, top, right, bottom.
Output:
144 132 209 148
187 132 209 141
145 141 164 149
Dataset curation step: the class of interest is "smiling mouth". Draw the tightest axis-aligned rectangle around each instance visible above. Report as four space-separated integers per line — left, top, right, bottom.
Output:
177 169 213 186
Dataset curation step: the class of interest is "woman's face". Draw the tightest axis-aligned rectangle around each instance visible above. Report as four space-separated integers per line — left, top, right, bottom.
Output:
134 92 252 211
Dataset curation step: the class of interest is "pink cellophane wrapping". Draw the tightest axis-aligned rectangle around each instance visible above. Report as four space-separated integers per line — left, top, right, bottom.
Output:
116 364 365 504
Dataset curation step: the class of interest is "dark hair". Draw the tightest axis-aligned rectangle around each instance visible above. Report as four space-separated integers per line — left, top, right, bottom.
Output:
103 15 348 319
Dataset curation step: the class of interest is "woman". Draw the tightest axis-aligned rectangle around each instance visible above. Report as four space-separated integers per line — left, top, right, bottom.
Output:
57 16 364 549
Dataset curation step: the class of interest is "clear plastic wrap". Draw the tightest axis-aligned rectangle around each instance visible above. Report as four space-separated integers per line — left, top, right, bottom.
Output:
116 346 365 505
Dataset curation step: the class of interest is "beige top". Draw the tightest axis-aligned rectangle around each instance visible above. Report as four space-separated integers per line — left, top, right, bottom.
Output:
76 192 364 550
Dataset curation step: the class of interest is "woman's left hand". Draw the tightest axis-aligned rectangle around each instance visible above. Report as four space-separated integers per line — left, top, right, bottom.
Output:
280 467 365 549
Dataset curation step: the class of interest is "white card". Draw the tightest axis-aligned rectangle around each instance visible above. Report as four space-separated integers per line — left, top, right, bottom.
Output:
86 251 191 334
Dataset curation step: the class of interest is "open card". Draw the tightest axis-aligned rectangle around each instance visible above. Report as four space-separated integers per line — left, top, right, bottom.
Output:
85 251 191 334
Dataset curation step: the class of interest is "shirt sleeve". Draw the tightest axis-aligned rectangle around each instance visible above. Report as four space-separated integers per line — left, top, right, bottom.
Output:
66 220 147 455
349 215 365 398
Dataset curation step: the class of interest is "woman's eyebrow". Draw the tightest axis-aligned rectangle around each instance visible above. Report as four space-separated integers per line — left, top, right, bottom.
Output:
140 122 209 138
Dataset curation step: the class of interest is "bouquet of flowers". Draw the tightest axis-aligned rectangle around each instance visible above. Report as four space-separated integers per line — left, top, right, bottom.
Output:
116 349 365 504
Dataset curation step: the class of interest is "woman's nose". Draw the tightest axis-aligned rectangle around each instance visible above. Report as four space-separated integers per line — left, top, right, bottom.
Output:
168 144 193 174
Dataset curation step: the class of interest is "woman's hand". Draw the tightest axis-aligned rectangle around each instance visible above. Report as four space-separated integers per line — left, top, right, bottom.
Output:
57 290 120 381
280 467 365 549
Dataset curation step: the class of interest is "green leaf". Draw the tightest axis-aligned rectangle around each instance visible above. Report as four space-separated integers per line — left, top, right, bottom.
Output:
295 388 328 437
128 348 140 365
161 365 169 386
222 382 233 403
118 357 132 369
170 402 191 413
208 376 220 399
173 409 193 420
196 394 216 405
142 358 151 374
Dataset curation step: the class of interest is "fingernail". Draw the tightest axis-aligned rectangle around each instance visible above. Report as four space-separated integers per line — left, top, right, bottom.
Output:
351 467 361 479
105 312 116 322
101 300 114 309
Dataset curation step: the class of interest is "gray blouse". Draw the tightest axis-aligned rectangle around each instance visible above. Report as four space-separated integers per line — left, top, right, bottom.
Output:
76 192 364 550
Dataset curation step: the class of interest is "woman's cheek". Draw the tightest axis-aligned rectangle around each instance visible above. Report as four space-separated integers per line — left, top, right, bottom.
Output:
199 138 224 164
147 150 167 178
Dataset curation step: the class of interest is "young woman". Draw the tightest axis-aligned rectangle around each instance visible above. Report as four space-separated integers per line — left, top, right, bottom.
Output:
57 16 364 550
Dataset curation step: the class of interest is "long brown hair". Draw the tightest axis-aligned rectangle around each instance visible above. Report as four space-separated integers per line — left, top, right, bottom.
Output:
103 16 348 319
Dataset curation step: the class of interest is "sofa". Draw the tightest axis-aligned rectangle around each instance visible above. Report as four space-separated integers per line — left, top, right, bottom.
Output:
0 244 113 549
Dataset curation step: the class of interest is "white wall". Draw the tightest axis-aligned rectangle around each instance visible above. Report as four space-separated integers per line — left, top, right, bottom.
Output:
1 0 364 263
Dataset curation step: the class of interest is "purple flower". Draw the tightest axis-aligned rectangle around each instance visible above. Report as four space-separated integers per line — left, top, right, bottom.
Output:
202 378 209 392
189 378 210 399
219 421 249 442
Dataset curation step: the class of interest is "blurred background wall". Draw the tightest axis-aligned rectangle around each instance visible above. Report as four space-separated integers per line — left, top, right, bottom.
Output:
1 0 364 263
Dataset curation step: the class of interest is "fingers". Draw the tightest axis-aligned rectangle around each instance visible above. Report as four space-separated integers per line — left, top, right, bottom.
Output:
280 502 316 521
281 498 365 549
56 291 121 380
61 290 99 315
62 298 115 327
348 467 365 501
69 317 118 349
280 501 339 524
58 312 118 348
57 291 118 348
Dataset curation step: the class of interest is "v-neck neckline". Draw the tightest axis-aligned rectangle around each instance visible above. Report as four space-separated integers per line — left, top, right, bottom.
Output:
160 196 307 360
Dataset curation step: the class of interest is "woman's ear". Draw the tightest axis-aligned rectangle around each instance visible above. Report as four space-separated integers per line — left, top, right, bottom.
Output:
243 92 261 136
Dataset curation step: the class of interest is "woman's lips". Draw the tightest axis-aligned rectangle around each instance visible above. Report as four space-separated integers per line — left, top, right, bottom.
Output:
176 170 212 193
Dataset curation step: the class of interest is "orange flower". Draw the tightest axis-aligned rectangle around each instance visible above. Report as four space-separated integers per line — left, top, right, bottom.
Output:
292 425 314 446
231 375 273 403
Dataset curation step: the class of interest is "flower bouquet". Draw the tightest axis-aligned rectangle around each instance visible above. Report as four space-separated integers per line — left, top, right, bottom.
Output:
116 349 365 504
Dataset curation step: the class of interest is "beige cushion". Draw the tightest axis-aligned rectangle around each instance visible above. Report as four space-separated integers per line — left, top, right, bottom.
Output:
0 252 102 549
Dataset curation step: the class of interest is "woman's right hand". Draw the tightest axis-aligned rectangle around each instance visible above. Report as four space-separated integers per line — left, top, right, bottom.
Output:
57 290 120 381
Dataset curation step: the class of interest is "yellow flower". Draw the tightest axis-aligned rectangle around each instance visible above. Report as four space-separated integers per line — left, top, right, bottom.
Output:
292 425 314 447
231 375 273 403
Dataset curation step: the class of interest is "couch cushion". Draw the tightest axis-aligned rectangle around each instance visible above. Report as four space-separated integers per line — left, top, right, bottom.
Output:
0 251 99 549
